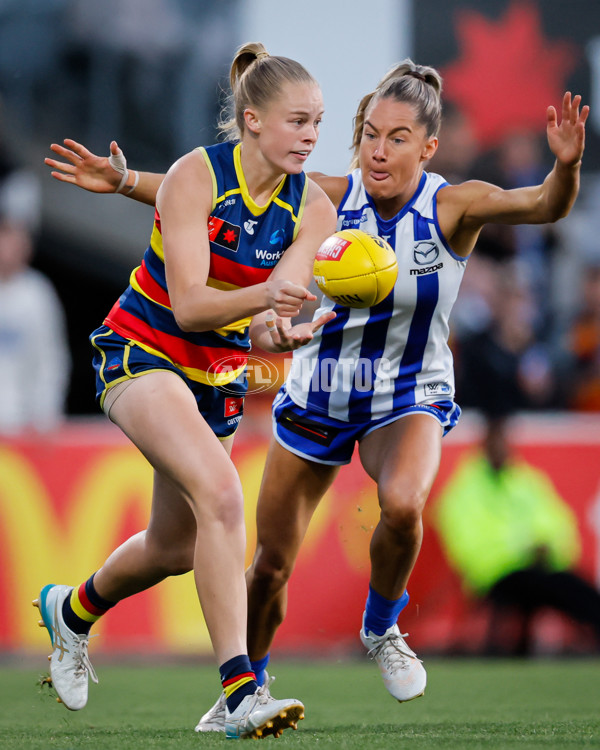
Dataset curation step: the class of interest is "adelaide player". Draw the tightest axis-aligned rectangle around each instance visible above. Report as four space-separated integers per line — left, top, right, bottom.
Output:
35 41 337 740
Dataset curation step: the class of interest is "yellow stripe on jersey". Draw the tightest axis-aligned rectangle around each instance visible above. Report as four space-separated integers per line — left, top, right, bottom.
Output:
292 176 309 240
198 146 218 209
150 223 164 261
233 143 286 216
206 277 252 335
129 265 172 310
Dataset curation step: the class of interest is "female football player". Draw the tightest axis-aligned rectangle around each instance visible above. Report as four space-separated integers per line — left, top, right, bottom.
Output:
45 59 587 731
35 41 337 740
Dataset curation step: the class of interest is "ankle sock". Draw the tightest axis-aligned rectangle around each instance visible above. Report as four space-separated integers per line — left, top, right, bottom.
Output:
363 584 409 636
220 655 258 712
250 654 270 687
62 573 116 635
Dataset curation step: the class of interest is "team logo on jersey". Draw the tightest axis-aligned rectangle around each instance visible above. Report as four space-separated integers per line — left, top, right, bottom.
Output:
208 216 240 252
244 219 258 235
413 241 439 265
269 229 284 249
224 396 244 417
425 382 451 396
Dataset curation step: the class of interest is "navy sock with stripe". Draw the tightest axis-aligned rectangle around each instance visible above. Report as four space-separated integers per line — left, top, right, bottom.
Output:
61 573 116 635
220 655 258 712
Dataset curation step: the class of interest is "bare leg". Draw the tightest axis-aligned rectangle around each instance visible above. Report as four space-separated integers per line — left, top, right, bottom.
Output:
358 414 443 599
94 371 247 665
246 440 339 660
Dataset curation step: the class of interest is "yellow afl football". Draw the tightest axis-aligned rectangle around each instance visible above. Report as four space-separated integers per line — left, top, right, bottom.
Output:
313 229 398 308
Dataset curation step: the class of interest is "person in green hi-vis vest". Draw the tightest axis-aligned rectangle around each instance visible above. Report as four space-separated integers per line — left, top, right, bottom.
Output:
435 415 600 655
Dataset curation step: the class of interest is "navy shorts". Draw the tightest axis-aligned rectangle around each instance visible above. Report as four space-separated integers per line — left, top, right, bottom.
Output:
272 385 461 465
90 326 246 439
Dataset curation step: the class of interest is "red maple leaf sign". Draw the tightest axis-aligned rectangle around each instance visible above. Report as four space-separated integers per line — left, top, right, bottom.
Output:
442 1 578 148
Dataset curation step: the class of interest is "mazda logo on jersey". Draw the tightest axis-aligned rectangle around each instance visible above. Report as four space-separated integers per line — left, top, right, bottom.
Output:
413 241 439 265
208 216 240 252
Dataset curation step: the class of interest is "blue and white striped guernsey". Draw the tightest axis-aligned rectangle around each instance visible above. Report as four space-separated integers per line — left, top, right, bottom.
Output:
285 168 468 423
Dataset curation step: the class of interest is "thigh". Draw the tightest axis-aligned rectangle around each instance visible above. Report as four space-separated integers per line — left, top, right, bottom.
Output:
109 370 240 508
254 439 340 566
358 413 443 505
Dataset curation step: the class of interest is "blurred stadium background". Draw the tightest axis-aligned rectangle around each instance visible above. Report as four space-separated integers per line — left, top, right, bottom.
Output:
1 0 600 662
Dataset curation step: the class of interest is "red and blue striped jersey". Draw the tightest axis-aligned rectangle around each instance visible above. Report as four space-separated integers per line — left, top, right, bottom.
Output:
105 141 308 386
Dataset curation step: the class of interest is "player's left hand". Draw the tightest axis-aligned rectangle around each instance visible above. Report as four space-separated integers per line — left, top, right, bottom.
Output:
265 310 336 352
547 92 589 167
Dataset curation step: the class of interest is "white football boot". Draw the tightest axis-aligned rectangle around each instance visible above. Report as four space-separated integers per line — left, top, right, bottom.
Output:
224 681 304 740
360 617 426 702
195 690 226 732
195 673 279 734
33 584 98 710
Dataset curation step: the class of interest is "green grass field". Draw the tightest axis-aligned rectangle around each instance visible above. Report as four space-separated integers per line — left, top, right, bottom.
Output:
1 657 599 749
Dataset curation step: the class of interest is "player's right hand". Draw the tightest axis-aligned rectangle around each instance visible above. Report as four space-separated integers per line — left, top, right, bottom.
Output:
44 139 123 193
265 279 317 317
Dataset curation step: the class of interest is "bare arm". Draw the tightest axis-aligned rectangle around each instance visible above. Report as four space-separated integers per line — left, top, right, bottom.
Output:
308 172 349 209
45 139 163 206
250 178 337 352
158 153 323 333
439 92 589 257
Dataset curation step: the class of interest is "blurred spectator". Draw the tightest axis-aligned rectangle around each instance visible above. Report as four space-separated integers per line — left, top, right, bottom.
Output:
0 97 41 232
561 262 600 411
0 219 70 434
434 415 600 655
455 265 559 416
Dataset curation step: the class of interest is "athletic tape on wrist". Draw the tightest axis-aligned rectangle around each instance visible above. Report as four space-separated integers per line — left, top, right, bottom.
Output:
108 149 129 193
124 170 139 195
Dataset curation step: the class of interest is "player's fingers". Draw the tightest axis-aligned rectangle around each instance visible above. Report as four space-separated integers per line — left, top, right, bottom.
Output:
49 171 76 185
44 157 76 174
49 143 80 162
311 311 336 332
63 138 91 158
571 94 581 124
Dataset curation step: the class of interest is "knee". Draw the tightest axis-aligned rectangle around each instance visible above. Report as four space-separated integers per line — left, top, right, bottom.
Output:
378 478 429 534
251 547 294 594
189 477 245 531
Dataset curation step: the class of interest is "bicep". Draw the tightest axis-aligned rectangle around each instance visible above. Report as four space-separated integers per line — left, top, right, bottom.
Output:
157 154 214 304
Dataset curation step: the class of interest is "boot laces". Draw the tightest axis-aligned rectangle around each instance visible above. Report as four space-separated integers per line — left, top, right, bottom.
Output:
368 631 422 675
256 674 275 704
72 633 98 684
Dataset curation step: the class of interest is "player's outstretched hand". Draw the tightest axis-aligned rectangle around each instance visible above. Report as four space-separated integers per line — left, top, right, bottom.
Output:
264 309 336 352
547 92 589 167
44 139 124 193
